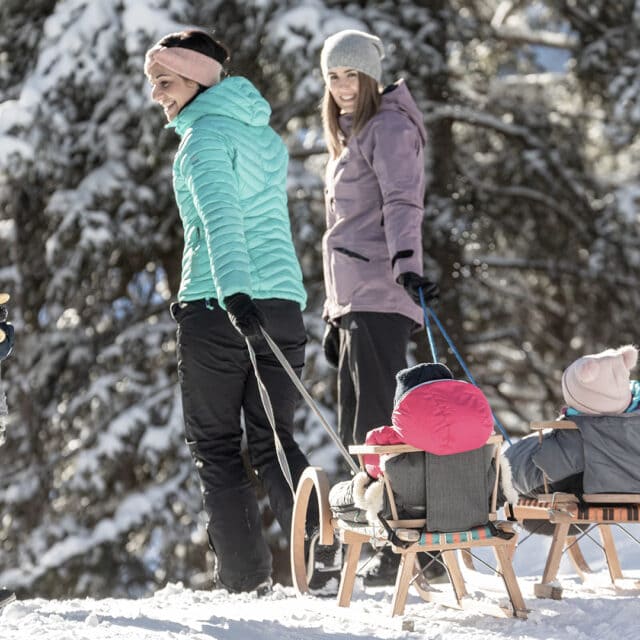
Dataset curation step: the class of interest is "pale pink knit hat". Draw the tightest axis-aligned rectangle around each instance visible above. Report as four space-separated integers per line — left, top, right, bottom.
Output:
561 344 638 415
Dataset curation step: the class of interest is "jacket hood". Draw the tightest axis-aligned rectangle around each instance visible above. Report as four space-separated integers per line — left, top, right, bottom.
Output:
379 79 427 145
167 76 272 136
392 379 495 455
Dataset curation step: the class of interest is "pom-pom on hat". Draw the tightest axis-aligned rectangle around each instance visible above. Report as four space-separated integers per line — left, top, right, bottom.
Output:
320 29 385 83
561 344 638 415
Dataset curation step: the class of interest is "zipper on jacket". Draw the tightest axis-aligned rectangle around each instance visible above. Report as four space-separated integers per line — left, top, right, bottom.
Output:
335 247 370 262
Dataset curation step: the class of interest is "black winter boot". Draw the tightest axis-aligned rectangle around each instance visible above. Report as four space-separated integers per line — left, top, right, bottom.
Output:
0 588 15 609
361 546 400 586
306 530 342 595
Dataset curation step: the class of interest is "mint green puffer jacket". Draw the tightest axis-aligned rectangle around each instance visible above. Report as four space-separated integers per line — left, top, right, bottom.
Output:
167 76 307 310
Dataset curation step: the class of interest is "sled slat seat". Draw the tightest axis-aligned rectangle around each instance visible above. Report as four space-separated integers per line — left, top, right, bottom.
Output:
513 495 640 521
507 418 640 599
291 436 528 619
556 500 639 522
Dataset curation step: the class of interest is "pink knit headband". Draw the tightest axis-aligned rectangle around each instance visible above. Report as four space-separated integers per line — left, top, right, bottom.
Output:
144 46 222 87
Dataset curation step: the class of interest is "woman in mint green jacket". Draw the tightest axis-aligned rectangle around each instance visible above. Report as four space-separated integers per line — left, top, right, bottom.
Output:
145 30 312 595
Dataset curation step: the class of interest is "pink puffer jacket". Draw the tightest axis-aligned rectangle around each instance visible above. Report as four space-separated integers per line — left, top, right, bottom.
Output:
363 379 494 478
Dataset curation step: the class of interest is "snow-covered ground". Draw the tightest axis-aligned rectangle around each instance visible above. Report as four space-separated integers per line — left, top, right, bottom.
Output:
2 526 638 639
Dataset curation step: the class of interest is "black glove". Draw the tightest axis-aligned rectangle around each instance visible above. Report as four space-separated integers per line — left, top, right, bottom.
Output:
0 300 7 323
0 322 14 362
0 322 14 361
322 323 340 368
224 293 265 339
0 294 14 361
398 272 439 306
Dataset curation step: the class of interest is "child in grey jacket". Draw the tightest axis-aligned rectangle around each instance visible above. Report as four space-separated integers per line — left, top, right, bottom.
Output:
505 345 640 498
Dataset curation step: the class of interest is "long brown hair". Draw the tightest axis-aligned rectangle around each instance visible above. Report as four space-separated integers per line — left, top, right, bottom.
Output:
322 73 381 159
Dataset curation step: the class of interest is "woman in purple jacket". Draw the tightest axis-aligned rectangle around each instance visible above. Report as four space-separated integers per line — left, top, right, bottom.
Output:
319 29 440 584
320 30 438 449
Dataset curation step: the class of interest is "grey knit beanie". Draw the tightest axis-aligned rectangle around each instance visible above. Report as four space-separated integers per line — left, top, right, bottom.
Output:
320 29 385 83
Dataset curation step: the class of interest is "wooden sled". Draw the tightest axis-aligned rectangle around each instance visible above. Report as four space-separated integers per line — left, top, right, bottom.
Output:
506 420 640 599
291 435 527 618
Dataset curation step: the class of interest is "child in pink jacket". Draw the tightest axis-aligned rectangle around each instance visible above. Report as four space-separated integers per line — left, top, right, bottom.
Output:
329 362 500 524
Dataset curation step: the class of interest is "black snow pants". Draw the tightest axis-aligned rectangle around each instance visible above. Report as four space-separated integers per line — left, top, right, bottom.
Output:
337 311 414 448
171 297 313 592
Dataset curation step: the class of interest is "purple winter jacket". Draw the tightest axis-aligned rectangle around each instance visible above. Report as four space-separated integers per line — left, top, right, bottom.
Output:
322 79 427 325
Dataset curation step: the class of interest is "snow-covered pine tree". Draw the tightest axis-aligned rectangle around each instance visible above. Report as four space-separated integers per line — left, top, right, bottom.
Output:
0 0 639 599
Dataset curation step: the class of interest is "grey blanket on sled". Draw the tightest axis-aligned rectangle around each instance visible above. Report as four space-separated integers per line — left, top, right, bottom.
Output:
329 445 496 533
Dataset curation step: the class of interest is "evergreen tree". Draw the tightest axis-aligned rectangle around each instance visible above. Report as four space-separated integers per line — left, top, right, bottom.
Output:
0 0 638 598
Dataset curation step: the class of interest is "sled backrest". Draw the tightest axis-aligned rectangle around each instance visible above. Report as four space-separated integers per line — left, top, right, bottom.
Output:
351 434 503 533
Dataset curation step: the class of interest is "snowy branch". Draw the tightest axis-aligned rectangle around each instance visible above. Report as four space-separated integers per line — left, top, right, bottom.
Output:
460 171 591 240
423 103 544 147
0 470 189 590
466 256 638 287
491 25 578 50
490 0 578 49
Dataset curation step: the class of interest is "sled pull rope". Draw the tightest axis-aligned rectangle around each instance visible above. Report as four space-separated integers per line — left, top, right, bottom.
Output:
421 290 438 362
0 362 7 447
246 330 359 496
419 290 512 445
260 328 359 475
246 338 296 497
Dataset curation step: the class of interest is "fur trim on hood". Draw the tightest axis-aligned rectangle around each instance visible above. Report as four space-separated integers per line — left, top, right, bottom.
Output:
499 454 519 505
352 472 385 524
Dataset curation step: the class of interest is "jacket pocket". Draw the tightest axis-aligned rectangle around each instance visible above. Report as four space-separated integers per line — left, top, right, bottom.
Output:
331 247 390 307
335 246 370 262
170 301 189 323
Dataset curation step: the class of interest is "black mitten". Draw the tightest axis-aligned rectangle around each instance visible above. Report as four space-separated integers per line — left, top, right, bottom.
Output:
224 293 265 339
322 323 340 368
397 272 439 306
0 323 13 361
0 294 14 361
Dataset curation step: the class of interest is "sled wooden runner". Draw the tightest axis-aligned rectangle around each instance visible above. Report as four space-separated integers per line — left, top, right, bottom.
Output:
291 435 528 619
506 420 640 599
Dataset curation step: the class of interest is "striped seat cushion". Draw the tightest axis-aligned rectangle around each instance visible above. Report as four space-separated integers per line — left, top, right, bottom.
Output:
418 524 498 545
